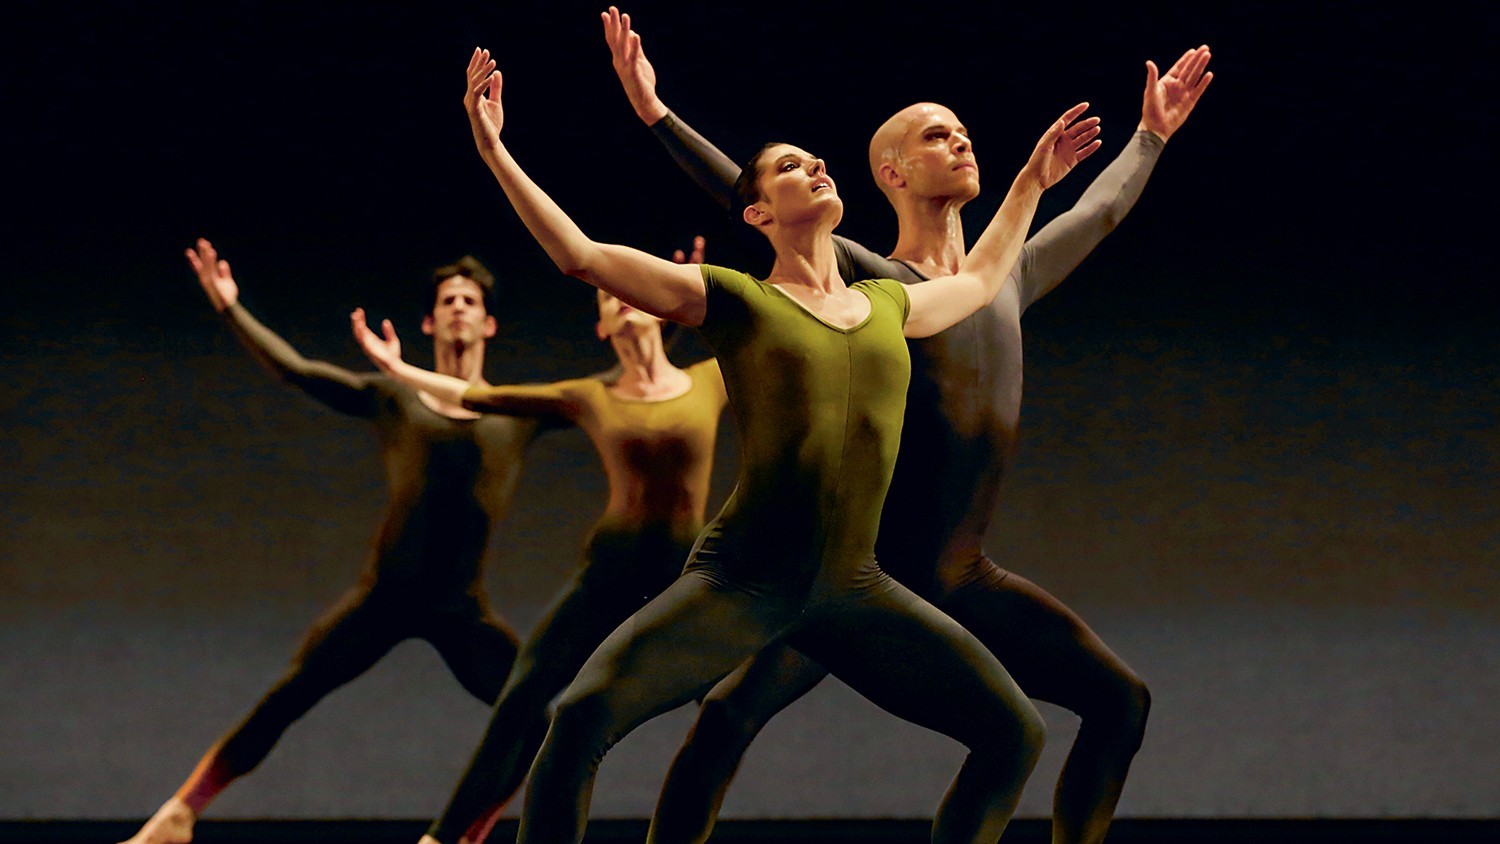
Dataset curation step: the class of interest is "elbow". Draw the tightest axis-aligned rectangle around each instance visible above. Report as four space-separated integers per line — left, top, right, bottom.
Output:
555 243 605 282
1096 195 1134 232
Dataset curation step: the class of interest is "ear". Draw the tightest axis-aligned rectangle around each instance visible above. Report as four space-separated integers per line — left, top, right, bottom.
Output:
421 314 436 336
596 319 608 341
483 314 497 339
878 160 906 191
742 202 771 228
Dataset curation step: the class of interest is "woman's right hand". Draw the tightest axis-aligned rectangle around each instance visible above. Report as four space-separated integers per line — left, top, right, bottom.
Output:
464 48 505 152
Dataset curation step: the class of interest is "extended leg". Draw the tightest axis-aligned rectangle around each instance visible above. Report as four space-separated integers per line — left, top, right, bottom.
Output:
517 572 789 844
794 579 1046 844
121 587 404 844
427 534 684 844
648 644 830 844
942 564 1150 844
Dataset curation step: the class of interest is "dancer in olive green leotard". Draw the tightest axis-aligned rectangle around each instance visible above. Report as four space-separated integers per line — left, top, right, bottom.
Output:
352 264 729 844
123 244 539 844
601 10 1215 842
438 47 1099 844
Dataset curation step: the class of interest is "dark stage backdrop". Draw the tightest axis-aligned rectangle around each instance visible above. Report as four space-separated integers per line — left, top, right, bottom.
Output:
3 0 1496 822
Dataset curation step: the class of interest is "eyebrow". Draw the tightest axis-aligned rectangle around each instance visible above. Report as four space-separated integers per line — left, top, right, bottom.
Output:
922 124 969 135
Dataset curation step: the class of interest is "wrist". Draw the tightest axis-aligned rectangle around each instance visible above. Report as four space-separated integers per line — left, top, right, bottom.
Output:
635 96 668 125
1015 168 1048 196
1138 120 1170 142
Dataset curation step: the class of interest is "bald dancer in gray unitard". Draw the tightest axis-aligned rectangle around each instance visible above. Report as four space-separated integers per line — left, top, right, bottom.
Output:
603 9 1213 843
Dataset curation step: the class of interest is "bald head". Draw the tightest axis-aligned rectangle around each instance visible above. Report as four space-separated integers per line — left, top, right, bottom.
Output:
868 102 977 205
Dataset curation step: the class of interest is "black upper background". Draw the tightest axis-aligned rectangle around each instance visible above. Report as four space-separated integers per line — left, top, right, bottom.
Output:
4 0 1492 349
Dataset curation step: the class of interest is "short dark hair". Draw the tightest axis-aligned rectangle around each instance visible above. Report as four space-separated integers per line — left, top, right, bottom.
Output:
733 142 789 208
427 255 497 316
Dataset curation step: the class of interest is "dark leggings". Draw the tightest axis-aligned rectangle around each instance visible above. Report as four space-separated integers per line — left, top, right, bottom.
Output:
175 585 520 810
427 528 691 843
649 561 1151 844
517 566 1045 844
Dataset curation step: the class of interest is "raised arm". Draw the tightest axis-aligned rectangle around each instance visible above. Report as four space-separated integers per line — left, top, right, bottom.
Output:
602 6 741 210
350 309 577 420
903 104 1102 338
463 49 706 326
188 238 376 417
1016 45 1213 309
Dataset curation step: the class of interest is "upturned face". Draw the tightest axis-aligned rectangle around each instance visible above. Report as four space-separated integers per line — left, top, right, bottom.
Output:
746 144 844 230
595 289 663 340
888 104 980 201
423 276 496 345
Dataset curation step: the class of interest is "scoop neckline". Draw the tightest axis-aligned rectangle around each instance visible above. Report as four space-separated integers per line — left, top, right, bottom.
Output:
603 372 695 404
763 282 877 334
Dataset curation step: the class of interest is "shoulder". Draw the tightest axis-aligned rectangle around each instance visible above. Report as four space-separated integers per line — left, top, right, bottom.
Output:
687 357 723 382
856 277 911 321
697 264 763 333
699 263 759 295
686 357 728 405
834 236 912 286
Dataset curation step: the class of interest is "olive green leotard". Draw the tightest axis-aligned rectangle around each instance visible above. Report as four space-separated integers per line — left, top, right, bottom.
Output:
645 113 1162 844
514 267 1041 844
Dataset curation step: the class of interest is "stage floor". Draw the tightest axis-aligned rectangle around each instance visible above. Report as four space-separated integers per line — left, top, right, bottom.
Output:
8 819 1499 844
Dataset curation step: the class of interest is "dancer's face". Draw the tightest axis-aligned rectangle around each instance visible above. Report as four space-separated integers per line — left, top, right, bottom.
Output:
744 144 844 231
596 289 663 341
877 104 980 201
423 276 497 345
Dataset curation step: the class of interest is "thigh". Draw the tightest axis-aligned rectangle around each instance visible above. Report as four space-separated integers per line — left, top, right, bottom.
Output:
942 564 1141 715
791 581 1032 743
281 585 407 692
702 641 829 715
507 565 654 704
560 571 792 730
425 600 522 704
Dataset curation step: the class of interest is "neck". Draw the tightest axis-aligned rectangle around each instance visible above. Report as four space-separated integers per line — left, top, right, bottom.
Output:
608 326 689 400
433 339 487 385
610 327 673 386
889 192 969 276
767 221 842 292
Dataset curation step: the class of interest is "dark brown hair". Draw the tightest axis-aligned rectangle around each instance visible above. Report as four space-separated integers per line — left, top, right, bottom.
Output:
427 255 497 316
732 142 790 207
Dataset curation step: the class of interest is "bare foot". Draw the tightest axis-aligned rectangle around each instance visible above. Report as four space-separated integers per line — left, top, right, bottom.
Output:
119 798 196 844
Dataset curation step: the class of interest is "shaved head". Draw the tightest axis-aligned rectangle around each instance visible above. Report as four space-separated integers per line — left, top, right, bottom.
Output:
869 103 962 194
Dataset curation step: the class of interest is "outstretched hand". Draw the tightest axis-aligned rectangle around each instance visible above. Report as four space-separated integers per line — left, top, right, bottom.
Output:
671 235 706 265
602 6 668 124
1023 103 1103 190
185 238 239 312
1141 45 1213 140
464 48 504 152
350 308 404 372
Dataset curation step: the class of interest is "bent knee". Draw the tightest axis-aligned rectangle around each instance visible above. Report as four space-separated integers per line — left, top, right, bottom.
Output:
966 696 1047 764
693 694 770 751
1120 674 1151 738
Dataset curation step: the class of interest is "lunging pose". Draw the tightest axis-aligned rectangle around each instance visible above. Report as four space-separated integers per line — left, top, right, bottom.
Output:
123 243 538 844
601 8 1213 843
350 242 729 844
453 42 1098 844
